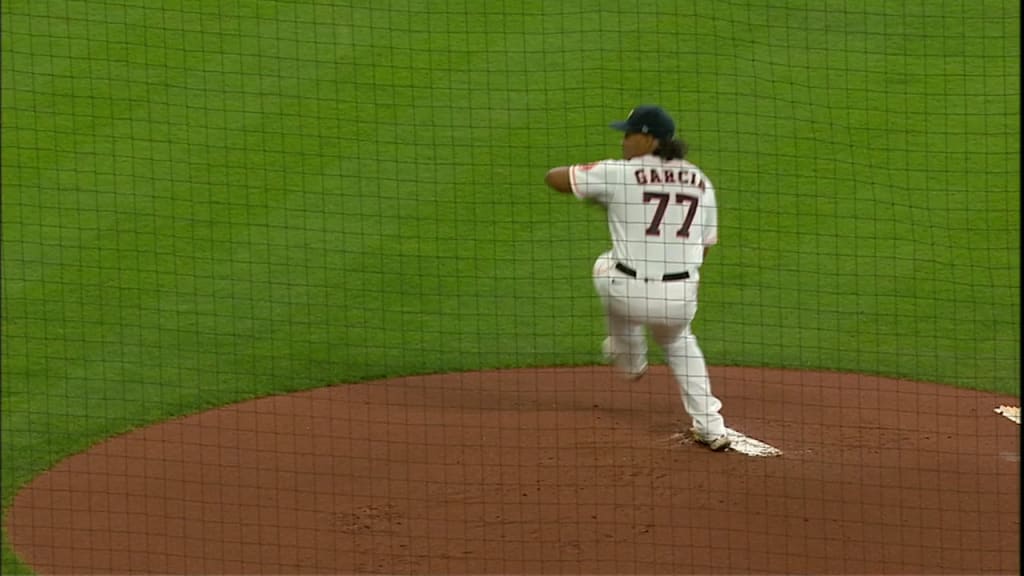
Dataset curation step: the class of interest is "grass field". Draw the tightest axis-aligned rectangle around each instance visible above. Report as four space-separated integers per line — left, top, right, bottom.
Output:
1 0 1020 573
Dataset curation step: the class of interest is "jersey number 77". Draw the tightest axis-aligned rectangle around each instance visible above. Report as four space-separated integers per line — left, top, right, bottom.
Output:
644 192 699 238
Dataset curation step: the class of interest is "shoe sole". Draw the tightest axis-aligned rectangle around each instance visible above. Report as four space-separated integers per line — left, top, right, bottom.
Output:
625 363 648 381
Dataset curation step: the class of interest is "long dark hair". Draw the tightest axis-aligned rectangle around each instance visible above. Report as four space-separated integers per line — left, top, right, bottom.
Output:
654 137 688 161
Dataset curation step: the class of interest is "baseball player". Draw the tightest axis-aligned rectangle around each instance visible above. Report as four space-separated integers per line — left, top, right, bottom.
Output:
544 105 731 451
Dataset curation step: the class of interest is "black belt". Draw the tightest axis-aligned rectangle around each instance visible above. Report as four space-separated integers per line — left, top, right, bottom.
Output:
615 262 690 282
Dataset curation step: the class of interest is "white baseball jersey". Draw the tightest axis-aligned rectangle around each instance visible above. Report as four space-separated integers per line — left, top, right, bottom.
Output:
569 155 718 279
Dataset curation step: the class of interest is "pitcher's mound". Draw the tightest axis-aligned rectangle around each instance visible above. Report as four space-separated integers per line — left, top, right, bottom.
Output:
6 366 1020 574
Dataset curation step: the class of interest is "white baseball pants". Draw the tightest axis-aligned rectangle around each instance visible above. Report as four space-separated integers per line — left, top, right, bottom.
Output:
591 251 727 438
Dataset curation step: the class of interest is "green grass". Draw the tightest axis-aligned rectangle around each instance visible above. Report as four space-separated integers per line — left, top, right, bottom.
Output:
1 0 1019 573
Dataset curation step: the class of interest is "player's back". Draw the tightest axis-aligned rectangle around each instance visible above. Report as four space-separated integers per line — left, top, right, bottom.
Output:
604 156 717 278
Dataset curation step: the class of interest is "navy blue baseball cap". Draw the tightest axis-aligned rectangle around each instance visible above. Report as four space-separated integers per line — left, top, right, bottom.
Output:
609 105 675 140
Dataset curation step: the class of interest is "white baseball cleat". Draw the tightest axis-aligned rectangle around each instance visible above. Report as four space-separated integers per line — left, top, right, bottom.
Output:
601 337 614 363
622 360 647 379
705 435 732 451
693 430 732 452
622 362 648 381
602 338 648 380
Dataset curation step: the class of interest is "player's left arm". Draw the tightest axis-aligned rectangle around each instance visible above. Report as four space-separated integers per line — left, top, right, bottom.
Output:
545 161 616 204
544 166 573 194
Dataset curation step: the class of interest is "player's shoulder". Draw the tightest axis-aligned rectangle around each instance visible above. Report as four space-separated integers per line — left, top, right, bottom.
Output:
574 158 630 175
592 158 629 167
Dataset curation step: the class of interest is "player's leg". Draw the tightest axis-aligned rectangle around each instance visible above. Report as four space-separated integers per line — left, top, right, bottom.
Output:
592 251 648 379
651 323 728 448
648 280 729 449
603 313 648 380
